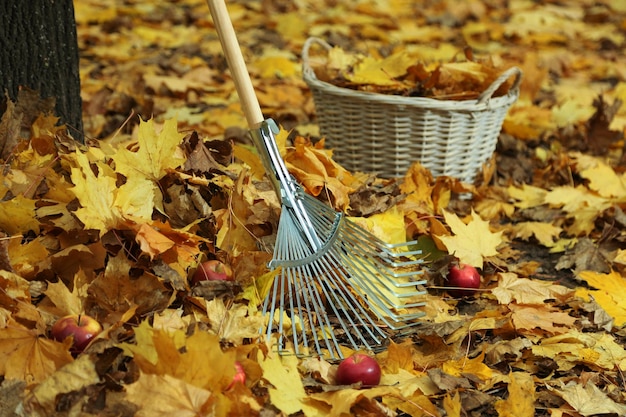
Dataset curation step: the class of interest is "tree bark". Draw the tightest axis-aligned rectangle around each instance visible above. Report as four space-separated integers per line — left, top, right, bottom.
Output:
0 1 83 142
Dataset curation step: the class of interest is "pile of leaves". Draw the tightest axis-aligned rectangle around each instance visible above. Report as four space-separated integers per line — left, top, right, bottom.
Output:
308 43 514 99
2 0 626 416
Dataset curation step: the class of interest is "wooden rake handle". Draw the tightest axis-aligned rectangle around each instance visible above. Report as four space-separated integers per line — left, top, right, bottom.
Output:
206 0 264 128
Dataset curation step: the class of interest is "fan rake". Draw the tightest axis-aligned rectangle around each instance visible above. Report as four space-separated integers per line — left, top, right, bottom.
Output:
207 0 428 359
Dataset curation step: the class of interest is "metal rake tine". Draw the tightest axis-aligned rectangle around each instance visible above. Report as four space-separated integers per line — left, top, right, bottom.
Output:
310 252 387 346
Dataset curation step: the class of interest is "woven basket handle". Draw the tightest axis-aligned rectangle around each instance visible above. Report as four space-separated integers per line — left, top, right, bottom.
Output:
302 37 333 80
206 0 264 127
477 67 523 104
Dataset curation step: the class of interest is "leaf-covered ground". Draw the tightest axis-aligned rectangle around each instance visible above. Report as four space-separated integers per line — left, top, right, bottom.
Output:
2 0 626 416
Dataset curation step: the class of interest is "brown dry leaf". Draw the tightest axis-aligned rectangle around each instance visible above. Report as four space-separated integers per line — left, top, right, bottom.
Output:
0 321 73 386
552 381 626 416
492 273 574 305
437 210 503 268
22 354 100 415
509 304 577 335
215 171 278 254
493 372 535 417
87 252 170 321
555 237 611 274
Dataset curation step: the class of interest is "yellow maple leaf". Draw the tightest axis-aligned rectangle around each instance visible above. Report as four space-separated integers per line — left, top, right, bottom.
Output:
43 273 89 316
494 372 535 417
575 153 626 199
125 373 216 417
349 51 414 86
437 210 503 268
532 330 626 371
0 321 73 386
113 118 185 214
348 207 407 245
120 320 236 391
544 185 610 214
7 237 49 279
0 195 39 235
259 352 322 416
507 183 548 209
204 298 265 345
113 118 186 181
576 270 626 326
70 151 155 234
443 391 462 417
442 351 493 382
511 221 562 247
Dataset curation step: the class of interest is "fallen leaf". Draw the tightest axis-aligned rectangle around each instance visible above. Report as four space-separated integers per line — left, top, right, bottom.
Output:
0 321 73 386
259 352 322 416
442 351 494 382
492 273 573 305
552 380 626 416
125 372 220 417
509 304 577 335
494 372 535 417
22 354 100 414
576 269 626 326
438 210 504 268
203 298 265 345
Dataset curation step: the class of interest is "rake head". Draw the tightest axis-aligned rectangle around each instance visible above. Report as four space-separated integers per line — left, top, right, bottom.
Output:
206 0 427 359
253 120 427 359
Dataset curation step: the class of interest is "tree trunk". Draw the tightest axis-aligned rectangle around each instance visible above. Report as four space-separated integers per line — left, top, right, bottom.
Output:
0 1 83 143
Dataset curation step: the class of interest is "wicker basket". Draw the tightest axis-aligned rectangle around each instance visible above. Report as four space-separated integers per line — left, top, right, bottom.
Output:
302 37 522 182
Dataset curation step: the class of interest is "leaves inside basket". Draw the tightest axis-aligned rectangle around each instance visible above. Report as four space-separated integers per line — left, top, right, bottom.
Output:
312 44 515 100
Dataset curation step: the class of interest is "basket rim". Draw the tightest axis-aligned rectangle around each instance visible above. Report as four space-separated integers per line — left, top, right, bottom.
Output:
302 37 523 112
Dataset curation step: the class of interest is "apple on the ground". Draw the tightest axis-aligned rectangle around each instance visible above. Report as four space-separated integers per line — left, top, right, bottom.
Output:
446 263 481 297
335 353 381 386
226 361 246 390
51 314 102 353
192 260 234 284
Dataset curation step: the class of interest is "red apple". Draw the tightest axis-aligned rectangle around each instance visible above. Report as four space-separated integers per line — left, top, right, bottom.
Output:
226 361 246 390
446 264 481 297
335 353 381 386
51 314 102 353
192 260 233 284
